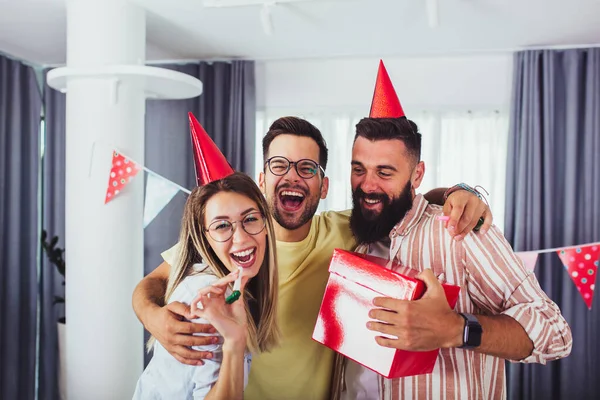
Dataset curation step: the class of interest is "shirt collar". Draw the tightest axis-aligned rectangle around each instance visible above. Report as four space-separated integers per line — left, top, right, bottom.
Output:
389 194 429 239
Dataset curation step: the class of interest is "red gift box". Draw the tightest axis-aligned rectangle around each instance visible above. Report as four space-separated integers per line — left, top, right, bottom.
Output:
312 249 461 379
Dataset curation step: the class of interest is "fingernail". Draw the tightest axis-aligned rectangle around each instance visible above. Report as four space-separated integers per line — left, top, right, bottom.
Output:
197 361 204 366
205 353 213 359
212 337 219 343
366 322 373 329
448 225 456 232
480 228 488 235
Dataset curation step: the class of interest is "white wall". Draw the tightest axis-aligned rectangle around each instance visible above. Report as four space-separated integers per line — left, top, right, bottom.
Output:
256 54 513 113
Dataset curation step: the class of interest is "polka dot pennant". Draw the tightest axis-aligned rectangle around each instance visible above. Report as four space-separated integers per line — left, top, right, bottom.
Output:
557 245 599 309
105 151 142 204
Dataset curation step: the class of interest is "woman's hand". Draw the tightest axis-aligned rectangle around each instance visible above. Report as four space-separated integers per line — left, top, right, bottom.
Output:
190 272 247 352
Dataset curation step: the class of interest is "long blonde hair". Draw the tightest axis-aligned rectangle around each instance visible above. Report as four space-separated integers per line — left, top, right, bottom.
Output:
151 172 279 354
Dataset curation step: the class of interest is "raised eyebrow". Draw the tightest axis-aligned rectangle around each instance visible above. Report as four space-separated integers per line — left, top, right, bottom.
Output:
211 208 258 222
240 207 259 216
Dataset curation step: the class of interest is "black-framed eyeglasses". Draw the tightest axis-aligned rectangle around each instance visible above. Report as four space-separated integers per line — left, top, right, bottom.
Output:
205 213 266 242
265 156 325 179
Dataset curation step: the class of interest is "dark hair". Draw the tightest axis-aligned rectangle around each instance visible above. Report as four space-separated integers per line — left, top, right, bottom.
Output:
262 116 329 170
354 117 422 163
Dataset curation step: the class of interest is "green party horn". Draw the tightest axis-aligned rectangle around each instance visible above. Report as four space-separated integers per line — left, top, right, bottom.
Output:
474 217 485 232
225 267 243 304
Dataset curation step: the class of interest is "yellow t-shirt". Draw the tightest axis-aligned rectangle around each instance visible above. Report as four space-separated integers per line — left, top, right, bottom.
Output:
161 210 356 400
245 210 356 400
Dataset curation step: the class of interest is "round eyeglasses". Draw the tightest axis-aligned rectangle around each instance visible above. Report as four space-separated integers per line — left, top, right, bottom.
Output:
205 213 266 242
265 156 325 179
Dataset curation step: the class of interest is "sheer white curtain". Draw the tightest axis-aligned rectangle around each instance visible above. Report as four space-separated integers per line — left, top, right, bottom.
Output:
256 109 508 232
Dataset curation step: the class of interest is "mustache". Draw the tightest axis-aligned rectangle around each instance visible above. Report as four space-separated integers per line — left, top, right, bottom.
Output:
276 183 308 196
350 180 413 244
354 188 388 203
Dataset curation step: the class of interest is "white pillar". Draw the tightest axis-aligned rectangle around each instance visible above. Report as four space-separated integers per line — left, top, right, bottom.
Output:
47 0 202 398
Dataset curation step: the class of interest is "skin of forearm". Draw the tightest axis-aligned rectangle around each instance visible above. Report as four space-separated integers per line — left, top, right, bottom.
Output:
423 187 448 206
131 262 170 326
447 313 534 361
205 341 246 400
132 277 166 327
476 314 534 360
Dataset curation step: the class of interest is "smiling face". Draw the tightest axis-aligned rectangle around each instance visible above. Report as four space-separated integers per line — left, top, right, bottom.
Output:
259 134 329 232
203 191 267 279
350 136 424 243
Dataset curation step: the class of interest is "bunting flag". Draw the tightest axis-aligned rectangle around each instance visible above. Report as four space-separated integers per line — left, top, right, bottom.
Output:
103 148 191 224
105 151 142 204
143 173 180 228
516 251 539 272
556 245 599 309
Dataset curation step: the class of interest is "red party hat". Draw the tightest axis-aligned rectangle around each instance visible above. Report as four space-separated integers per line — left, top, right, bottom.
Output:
369 60 406 118
189 112 234 186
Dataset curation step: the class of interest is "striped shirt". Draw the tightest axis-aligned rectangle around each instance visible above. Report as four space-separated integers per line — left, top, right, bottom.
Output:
338 194 572 400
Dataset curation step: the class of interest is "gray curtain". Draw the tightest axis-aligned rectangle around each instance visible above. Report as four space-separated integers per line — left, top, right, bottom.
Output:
0 54 42 400
38 72 67 400
505 49 600 399
143 61 256 362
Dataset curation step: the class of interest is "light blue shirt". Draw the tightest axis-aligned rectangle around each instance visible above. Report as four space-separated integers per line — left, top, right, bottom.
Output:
133 264 251 399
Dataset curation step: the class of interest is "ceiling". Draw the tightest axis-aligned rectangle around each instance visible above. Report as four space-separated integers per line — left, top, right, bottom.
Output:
1 0 600 66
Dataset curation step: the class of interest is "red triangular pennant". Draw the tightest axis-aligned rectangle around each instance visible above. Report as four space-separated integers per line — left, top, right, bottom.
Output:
556 244 599 309
105 151 142 204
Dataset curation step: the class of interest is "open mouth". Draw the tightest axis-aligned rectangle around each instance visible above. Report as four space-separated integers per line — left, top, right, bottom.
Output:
359 192 389 215
230 247 257 268
361 196 383 209
278 189 306 211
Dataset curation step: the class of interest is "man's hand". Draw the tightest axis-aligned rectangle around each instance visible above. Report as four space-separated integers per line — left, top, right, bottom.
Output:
367 269 463 351
443 190 492 240
145 301 219 366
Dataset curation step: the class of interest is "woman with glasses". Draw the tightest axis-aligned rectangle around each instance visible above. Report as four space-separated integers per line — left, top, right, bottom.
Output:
133 172 279 400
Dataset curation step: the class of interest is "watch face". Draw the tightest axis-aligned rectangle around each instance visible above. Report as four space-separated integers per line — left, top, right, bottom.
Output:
466 324 482 347
461 313 482 348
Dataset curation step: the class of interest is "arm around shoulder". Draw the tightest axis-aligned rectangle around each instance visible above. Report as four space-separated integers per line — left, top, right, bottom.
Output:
132 260 171 327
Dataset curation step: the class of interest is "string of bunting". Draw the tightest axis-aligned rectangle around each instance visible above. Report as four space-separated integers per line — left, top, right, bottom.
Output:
102 149 598 310
104 150 191 228
516 244 599 309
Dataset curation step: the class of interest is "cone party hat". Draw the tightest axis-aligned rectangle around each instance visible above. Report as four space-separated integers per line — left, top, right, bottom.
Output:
369 60 406 118
188 112 234 186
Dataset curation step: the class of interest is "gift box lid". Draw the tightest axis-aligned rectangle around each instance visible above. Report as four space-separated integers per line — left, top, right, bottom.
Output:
328 249 425 300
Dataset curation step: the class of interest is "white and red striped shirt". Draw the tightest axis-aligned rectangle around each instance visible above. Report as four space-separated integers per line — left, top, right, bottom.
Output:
339 194 572 400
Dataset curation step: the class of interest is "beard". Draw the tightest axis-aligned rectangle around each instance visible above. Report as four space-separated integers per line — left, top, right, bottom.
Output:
350 180 414 244
268 183 320 230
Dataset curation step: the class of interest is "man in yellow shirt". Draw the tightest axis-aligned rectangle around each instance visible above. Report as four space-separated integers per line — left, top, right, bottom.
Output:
132 116 491 399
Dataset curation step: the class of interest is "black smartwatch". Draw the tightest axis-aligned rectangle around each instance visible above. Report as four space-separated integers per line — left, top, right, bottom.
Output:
458 313 482 349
